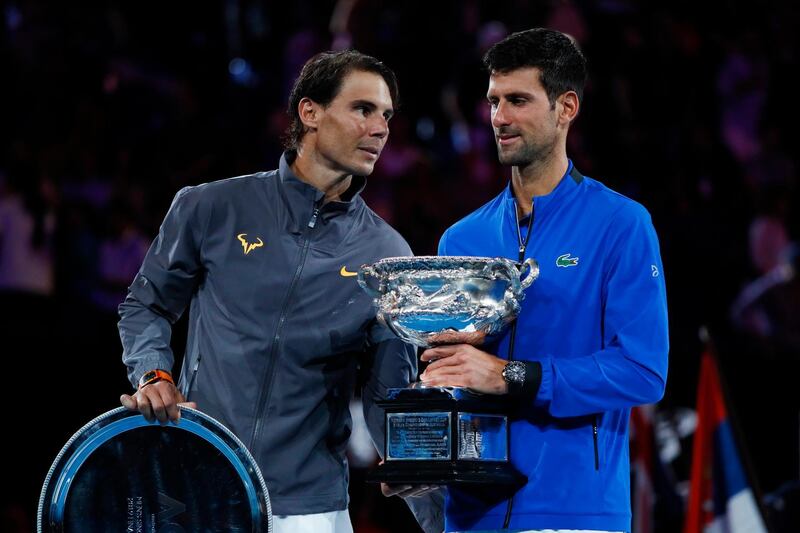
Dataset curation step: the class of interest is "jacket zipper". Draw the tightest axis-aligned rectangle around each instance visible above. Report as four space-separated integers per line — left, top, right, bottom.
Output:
592 415 600 470
183 356 201 398
249 201 320 451
502 199 535 530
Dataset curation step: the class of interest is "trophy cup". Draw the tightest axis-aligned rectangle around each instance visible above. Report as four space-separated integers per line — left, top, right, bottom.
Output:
358 256 539 487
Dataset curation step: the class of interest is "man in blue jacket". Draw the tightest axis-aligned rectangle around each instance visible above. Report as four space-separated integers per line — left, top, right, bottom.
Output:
117 50 439 533
420 29 669 532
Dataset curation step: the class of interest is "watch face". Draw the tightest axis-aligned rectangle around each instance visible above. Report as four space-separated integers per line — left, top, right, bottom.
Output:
38 407 272 532
504 362 526 384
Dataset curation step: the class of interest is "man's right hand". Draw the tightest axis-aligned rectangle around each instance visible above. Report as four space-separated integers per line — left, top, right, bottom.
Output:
120 381 197 424
381 482 439 499
377 460 440 499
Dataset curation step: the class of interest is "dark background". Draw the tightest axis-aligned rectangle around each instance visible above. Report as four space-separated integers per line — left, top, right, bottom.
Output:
2 1 798 531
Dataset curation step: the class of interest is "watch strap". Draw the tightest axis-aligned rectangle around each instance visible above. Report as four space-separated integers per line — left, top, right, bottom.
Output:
138 369 174 390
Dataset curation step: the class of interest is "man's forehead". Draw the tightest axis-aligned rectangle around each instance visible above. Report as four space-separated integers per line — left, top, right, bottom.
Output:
487 67 544 94
336 70 393 108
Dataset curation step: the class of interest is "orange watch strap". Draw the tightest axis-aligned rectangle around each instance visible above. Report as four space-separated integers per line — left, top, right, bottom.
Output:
138 369 174 390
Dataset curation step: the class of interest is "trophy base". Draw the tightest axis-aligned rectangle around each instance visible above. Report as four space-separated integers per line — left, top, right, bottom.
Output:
365 460 526 488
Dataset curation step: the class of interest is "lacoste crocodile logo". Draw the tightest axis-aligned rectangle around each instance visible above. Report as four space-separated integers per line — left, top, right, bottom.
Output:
237 233 264 255
556 253 579 268
340 266 358 277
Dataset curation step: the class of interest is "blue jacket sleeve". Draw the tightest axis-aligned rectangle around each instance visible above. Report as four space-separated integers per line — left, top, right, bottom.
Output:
437 230 448 256
118 186 207 388
536 204 669 417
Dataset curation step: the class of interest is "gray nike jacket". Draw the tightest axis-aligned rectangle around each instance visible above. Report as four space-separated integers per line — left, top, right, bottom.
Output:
118 151 424 518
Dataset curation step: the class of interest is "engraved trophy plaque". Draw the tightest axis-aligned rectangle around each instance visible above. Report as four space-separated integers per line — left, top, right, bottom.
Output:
38 406 272 532
358 256 538 486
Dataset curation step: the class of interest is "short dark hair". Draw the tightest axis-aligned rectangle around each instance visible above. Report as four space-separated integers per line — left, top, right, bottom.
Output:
283 50 399 150
483 28 587 106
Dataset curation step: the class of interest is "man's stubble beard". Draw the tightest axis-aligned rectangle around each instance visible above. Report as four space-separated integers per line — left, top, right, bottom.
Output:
496 135 557 168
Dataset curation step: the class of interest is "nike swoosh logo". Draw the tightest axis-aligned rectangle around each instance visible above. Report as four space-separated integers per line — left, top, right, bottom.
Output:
340 266 358 277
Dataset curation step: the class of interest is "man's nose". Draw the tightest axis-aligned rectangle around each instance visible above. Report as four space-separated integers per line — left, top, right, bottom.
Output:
369 116 389 138
491 101 511 128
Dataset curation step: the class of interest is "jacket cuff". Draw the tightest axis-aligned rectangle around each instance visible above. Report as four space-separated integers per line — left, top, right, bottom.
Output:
508 361 542 403
130 362 170 391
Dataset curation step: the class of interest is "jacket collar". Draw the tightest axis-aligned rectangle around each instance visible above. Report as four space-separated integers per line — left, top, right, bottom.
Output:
502 159 583 227
277 150 367 222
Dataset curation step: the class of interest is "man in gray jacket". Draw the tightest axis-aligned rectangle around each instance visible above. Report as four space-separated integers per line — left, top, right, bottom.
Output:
118 50 439 533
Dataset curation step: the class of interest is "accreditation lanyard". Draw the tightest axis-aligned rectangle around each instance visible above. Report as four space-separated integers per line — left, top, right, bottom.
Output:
508 198 534 359
514 199 535 263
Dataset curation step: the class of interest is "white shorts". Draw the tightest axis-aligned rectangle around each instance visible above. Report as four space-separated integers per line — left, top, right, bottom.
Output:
272 510 353 533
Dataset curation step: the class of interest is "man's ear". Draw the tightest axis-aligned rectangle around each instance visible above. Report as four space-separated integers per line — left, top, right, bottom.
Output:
298 97 321 131
557 91 580 126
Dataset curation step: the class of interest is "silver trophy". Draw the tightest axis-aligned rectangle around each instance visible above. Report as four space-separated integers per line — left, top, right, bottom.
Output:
358 256 538 347
358 256 539 486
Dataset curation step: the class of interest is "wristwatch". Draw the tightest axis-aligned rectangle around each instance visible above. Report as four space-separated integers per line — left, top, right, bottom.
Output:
138 369 174 390
502 360 526 394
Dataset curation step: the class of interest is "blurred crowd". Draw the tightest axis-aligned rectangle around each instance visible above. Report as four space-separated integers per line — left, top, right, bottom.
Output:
2 1 798 531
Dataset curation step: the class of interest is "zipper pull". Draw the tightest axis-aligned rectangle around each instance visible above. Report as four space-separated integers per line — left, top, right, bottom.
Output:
307 207 320 228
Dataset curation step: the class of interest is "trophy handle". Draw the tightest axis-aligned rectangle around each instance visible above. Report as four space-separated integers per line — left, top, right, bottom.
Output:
518 258 540 290
357 265 383 298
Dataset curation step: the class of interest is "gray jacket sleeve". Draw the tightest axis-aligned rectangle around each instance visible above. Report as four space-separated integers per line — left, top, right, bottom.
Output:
362 322 444 533
118 186 206 388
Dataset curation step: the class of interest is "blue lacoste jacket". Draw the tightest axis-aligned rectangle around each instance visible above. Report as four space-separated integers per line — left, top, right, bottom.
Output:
438 162 669 532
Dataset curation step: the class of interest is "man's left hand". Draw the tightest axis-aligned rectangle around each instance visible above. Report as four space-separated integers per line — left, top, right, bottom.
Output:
419 344 508 394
